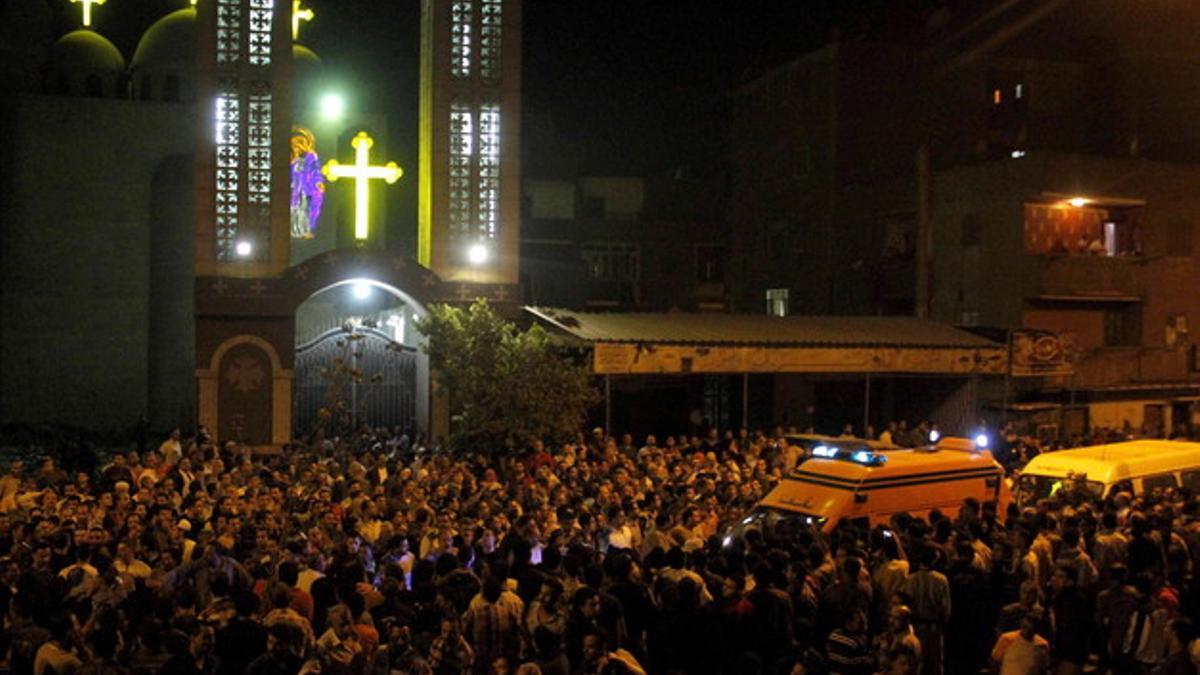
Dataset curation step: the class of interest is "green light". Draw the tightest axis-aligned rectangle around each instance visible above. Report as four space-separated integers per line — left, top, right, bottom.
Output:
319 94 345 121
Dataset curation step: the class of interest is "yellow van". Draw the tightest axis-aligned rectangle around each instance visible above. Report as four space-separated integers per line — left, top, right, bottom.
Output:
1016 440 1200 506
745 438 1010 535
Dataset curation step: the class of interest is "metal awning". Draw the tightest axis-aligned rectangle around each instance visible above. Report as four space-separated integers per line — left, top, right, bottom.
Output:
526 307 1007 376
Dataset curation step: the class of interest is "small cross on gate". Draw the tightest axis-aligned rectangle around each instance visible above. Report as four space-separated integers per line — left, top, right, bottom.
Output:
212 278 228 295
249 280 267 295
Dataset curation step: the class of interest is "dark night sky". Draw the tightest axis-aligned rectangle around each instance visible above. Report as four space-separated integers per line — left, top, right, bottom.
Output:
40 0 976 245
67 0 953 175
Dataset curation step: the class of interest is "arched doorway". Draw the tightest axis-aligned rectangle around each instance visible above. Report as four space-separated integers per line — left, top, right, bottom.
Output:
292 278 429 438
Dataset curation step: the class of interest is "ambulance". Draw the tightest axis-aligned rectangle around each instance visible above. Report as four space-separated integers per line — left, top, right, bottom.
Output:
1016 440 1200 506
742 437 1010 536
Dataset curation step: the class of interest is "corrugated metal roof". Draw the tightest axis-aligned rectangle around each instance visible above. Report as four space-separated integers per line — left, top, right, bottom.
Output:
525 307 1003 350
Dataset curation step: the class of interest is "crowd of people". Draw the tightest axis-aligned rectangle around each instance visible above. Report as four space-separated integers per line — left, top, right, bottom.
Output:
0 422 1197 675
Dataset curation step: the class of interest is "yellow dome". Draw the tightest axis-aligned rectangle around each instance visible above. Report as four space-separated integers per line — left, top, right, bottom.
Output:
132 7 195 70
294 43 322 67
48 29 125 74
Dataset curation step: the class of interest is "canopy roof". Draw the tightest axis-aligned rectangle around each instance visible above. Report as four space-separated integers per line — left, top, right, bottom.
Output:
525 308 1006 375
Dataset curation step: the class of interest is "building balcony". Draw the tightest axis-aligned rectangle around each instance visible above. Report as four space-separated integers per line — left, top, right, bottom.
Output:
1035 255 1142 301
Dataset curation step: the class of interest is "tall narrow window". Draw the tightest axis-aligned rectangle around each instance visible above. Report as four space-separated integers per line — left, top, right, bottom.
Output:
215 82 241 260
216 0 242 65
451 1 472 78
247 81 272 237
477 103 500 239
248 0 273 66
479 0 501 80
449 103 473 237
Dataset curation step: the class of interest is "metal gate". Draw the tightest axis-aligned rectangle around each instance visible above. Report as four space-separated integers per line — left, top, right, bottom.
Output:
294 326 417 436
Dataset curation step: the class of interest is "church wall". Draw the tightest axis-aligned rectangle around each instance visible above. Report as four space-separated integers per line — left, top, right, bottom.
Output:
0 94 196 431
149 154 197 432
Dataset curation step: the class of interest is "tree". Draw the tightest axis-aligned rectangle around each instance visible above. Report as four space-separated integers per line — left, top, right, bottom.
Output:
417 299 598 452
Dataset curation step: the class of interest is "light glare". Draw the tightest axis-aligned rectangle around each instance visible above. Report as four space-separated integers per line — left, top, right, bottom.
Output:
352 282 372 300
319 94 345 121
975 433 990 448
235 241 252 257
467 243 489 265
1068 197 1090 208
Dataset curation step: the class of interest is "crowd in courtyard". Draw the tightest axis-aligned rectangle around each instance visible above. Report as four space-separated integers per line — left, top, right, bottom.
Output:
0 422 1197 675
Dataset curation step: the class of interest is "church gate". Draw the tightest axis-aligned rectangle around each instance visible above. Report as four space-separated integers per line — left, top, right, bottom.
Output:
293 325 418 437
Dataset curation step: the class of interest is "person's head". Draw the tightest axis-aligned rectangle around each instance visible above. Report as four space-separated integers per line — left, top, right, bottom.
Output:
582 631 608 664
1020 610 1042 640
888 604 912 633
574 587 601 619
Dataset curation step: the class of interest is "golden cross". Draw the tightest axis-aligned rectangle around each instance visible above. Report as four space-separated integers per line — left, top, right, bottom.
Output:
71 0 107 27
292 0 314 40
322 132 403 240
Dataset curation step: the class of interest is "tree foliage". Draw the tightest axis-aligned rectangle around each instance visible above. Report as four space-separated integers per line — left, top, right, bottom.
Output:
417 300 599 452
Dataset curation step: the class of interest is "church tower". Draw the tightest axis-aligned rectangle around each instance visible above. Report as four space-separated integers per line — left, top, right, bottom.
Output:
418 0 521 285
192 0 295 446
194 0 293 277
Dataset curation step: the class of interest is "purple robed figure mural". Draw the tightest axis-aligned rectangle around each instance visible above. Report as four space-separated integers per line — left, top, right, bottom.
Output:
290 127 326 239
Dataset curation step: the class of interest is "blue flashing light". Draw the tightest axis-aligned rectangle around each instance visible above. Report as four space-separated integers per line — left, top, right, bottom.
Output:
851 450 873 464
929 429 941 443
974 433 990 449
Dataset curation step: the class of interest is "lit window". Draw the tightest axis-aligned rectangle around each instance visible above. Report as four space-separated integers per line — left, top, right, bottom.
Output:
767 288 789 317
478 103 500 239
451 1 472 78
993 88 1002 105
1015 83 1023 99
480 0 502 80
248 0 273 66
449 103 474 237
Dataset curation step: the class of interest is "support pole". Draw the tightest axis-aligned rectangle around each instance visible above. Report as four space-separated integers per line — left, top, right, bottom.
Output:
1002 330 1013 424
863 373 872 437
742 373 749 430
604 375 612 438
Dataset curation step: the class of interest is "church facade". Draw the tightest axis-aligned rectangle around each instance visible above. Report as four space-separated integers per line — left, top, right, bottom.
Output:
0 0 522 446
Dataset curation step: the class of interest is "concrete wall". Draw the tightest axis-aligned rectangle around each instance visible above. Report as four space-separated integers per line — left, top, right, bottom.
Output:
0 94 195 430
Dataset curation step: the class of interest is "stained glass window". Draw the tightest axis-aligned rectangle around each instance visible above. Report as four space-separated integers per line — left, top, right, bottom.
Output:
290 127 325 239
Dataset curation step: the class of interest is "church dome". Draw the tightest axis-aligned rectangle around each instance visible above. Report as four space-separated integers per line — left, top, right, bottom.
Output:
45 29 125 97
132 7 195 70
130 7 196 102
49 30 125 74
293 43 322 68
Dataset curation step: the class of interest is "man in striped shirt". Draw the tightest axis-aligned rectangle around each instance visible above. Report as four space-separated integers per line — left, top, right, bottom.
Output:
826 609 874 675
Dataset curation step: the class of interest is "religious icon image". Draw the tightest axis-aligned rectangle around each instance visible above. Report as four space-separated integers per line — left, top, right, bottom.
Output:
290 126 326 239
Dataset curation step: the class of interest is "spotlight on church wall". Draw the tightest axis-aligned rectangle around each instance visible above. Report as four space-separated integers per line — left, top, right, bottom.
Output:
319 93 345 122
467 243 489 265
235 240 253 257
352 282 373 300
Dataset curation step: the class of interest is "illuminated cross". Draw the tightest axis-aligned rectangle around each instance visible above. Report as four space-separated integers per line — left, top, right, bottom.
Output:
292 0 314 40
71 0 106 27
322 131 403 241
